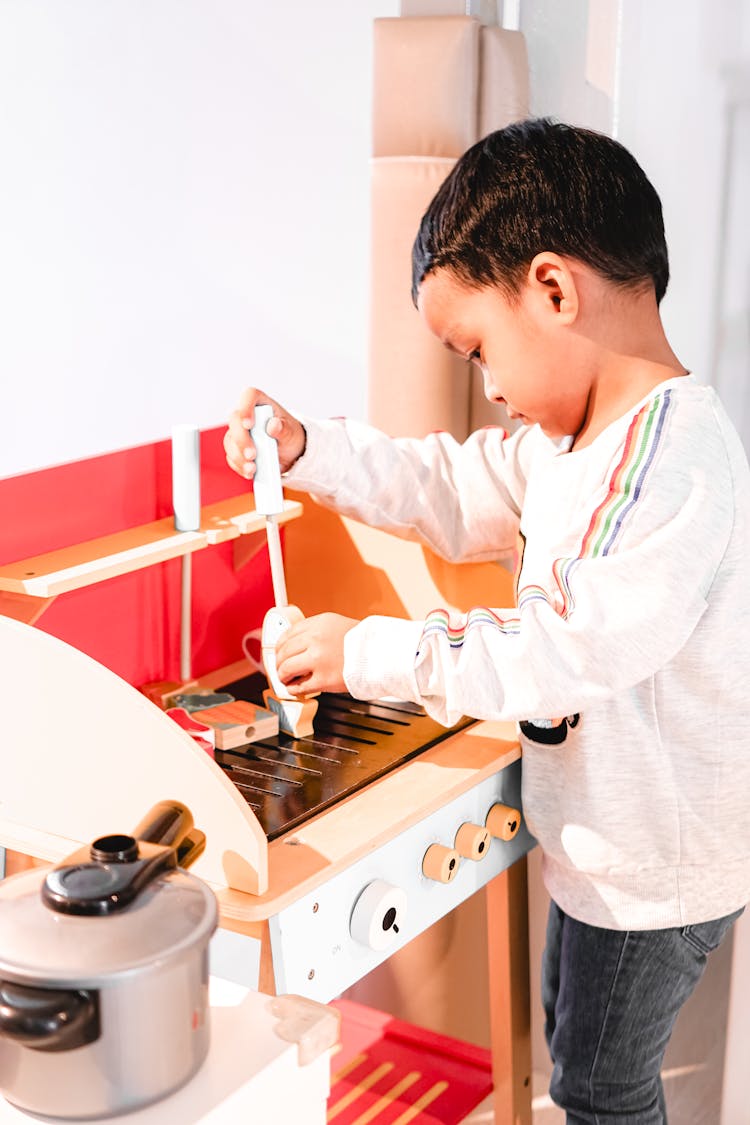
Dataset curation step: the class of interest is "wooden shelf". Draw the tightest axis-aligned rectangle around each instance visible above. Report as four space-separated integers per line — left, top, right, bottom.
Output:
0 494 303 598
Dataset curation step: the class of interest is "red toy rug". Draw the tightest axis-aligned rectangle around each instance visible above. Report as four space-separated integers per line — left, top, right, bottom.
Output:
327 999 493 1124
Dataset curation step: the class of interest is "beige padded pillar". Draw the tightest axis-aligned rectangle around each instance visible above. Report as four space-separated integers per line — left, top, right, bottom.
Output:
372 17 480 159
369 16 529 440
469 25 532 434
479 25 531 138
370 157 471 438
369 17 479 440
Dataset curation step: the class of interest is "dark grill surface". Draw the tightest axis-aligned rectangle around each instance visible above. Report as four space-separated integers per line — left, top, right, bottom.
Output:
214 674 473 840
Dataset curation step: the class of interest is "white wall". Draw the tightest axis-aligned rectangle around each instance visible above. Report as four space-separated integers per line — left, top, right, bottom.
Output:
0 0 398 479
616 0 750 438
521 0 750 445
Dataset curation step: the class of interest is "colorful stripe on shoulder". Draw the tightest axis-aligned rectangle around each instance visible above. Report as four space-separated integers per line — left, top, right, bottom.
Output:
520 389 674 619
579 388 673 558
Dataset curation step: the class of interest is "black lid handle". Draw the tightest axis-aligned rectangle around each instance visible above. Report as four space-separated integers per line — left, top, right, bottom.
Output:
42 801 203 917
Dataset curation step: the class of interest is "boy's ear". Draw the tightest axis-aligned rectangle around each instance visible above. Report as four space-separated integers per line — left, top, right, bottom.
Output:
526 253 579 325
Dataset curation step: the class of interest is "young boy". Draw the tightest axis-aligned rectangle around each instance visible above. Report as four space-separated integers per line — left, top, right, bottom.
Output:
224 119 749 1123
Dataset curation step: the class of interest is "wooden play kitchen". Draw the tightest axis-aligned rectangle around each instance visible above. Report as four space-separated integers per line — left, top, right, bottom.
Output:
0 452 534 1123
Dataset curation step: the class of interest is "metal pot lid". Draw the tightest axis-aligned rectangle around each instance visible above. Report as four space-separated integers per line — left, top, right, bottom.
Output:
0 866 217 988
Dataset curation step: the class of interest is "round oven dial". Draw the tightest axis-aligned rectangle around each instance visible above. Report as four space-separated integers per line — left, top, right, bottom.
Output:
421 843 460 883
486 803 522 841
349 880 407 951
454 821 491 861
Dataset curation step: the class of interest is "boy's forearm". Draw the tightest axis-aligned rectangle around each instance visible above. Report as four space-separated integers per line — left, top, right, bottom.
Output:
284 415 526 563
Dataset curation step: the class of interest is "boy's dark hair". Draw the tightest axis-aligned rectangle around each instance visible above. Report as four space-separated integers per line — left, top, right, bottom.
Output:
412 117 669 306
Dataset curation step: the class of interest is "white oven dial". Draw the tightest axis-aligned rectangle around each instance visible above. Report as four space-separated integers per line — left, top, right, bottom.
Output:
349 879 408 951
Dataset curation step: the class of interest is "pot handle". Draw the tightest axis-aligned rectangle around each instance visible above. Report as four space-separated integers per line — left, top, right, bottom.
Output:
133 802 205 870
132 800 194 849
177 827 206 870
0 981 100 1053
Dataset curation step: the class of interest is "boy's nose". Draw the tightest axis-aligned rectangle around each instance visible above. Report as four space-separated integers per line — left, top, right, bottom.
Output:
480 365 508 409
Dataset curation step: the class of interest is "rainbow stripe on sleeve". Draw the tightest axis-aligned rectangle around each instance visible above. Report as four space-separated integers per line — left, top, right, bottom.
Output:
420 606 521 648
420 390 674 647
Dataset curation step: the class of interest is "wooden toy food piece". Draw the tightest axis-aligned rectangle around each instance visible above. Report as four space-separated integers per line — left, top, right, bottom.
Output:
191 699 279 749
262 690 318 739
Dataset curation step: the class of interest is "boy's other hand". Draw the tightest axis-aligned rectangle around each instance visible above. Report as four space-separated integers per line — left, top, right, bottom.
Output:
224 387 306 479
275 613 359 696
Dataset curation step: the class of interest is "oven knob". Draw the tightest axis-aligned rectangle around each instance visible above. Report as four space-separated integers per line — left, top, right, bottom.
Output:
454 822 491 861
486 803 522 841
422 844 460 883
350 880 407 951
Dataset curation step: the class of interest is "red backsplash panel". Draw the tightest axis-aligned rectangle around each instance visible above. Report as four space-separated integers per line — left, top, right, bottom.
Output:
0 428 273 686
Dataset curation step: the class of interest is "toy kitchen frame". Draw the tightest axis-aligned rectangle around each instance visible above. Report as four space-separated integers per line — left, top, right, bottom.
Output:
0 488 534 1124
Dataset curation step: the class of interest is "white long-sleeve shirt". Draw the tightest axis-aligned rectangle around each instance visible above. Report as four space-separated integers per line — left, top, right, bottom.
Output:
285 375 750 929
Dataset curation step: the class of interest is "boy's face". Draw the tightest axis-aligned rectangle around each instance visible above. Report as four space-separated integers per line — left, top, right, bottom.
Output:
417 267 589 441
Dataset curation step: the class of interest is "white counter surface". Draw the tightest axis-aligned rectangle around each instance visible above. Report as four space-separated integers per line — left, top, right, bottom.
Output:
0 980 335 1124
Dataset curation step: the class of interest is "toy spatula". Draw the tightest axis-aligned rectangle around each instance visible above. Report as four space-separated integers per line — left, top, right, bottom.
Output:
250 405 317 735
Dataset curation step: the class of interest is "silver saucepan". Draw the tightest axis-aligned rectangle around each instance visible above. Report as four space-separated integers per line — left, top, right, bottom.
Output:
0 801 218 1119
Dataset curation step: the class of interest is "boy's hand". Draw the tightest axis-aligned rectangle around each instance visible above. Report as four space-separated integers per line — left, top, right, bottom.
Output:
275 613 359 695
224 387 306 479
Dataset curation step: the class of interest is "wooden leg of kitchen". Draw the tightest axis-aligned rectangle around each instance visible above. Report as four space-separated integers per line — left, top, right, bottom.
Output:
218 914 277 995
256 920 277 996
486 856 532 1124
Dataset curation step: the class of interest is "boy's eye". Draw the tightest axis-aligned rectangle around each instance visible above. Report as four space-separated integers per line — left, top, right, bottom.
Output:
468 349 482 364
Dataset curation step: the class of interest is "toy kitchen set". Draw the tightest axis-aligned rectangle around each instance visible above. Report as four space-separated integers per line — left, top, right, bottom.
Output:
0 405 534 1123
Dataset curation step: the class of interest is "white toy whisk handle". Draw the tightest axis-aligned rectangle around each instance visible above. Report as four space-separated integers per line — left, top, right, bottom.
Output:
250 404 287 608
250 404 284 517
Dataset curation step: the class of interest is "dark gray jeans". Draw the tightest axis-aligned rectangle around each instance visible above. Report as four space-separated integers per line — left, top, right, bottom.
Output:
542 899 744 1124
